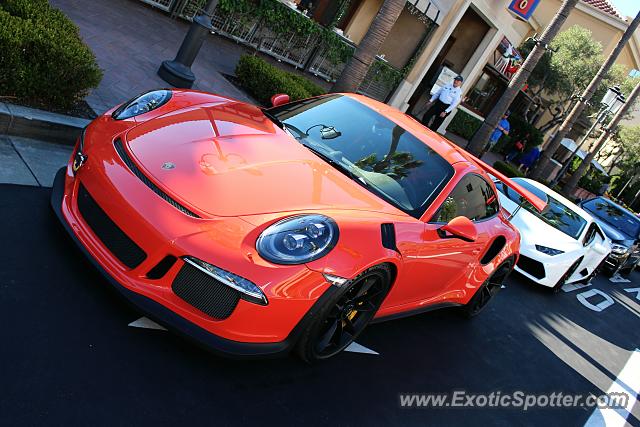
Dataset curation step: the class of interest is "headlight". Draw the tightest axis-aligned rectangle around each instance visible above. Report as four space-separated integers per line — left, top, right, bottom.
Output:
256 215 339 264
535 245 564 256
183 257 267 305
112 90 172 120
611 244 629 255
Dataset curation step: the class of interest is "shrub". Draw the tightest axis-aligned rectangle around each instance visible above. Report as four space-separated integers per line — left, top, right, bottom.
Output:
508 115 543 147
0 0 102 110
447 110 482 140
235 55 325 106
493 160 525 178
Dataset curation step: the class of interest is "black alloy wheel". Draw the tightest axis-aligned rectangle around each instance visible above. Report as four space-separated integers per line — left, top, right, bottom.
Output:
296 265 391 362
463 260 512 318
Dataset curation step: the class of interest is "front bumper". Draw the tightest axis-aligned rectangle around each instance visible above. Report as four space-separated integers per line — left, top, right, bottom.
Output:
51 166 336 358
603 251 639 273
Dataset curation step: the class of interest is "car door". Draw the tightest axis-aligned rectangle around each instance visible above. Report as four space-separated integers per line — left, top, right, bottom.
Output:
393 173 500 306
573 221 609 280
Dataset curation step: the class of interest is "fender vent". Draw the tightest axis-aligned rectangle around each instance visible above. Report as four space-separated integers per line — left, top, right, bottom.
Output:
114 139 200 218
381 223 398 252
480 236 507 265
579 268 589 277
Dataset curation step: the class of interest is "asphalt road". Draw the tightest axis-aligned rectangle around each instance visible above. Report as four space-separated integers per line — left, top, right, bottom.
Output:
1 184 639 426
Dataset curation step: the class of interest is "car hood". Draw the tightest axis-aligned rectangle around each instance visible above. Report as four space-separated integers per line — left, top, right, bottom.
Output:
124 100 403 218
590 217 634 245
512 208 579 250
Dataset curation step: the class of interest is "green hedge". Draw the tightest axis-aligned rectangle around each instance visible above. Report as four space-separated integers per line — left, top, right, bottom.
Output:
447 110 482 140
0 0 102 110
493 160 525 178
235 55 325 106
508 115 544 147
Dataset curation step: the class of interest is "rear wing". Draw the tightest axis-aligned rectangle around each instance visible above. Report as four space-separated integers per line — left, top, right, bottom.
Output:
473 156 547 212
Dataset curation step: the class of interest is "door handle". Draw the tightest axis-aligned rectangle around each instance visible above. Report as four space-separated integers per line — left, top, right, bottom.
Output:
472 248 482 255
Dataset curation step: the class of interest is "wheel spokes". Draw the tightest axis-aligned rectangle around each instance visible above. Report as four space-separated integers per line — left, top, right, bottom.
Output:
354 277 377 299
316 319 339 352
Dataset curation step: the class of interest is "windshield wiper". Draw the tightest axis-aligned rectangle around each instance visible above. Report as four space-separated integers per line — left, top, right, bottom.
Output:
300 142 368 187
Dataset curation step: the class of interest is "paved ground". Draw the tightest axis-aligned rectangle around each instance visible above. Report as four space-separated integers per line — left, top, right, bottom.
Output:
0 136 72 187
1 183 639 426
49 0 255 114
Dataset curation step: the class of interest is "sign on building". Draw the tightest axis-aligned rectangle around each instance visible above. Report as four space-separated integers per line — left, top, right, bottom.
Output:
508 0 541 20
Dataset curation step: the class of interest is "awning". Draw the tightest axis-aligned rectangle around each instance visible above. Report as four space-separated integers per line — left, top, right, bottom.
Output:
560 138 608 175
406 0 443 25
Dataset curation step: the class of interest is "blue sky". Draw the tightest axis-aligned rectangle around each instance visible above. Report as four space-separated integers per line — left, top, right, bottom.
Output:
609 0 639 18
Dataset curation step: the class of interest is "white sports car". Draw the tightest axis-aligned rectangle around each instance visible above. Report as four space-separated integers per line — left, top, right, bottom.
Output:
495 178 611 291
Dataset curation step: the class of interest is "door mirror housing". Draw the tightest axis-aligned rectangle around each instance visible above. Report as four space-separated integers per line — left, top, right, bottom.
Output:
439 216 478 242
270 93 290 107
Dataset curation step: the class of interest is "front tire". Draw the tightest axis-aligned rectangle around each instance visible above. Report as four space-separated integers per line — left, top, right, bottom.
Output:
295 264 391 363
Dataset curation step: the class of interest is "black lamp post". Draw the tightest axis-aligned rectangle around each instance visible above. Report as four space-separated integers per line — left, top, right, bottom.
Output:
158 0 220 88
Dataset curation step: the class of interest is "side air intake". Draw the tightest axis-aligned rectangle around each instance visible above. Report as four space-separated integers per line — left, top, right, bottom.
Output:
381 223 399 253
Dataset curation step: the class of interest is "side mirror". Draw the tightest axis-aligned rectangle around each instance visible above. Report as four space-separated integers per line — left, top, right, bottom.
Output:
439 216 478 242
271 93 290 108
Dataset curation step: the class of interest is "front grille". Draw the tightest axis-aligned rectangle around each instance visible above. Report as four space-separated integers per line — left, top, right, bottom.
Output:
172 262 240 320
113 139 200 218
517 254 545 279
77 184 147 269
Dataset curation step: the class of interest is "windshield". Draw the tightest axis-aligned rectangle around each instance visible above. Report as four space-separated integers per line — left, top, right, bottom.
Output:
499 178 587 239
268 95 454 219
582 198 640 239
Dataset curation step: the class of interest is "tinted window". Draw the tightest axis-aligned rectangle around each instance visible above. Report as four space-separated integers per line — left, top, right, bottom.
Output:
433 174 500 222
582 198 640 239
270 95 455 219
500 178 586 239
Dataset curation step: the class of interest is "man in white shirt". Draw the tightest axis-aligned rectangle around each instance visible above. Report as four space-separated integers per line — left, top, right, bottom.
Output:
421 75 463 132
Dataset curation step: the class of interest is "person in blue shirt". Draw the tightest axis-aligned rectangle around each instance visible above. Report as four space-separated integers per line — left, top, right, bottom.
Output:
488 112 510 150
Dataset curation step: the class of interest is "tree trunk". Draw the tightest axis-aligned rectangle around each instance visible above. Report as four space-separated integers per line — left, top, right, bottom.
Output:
466 0 579 156
564 79 640 195
331 0 406 93
531 11 640 180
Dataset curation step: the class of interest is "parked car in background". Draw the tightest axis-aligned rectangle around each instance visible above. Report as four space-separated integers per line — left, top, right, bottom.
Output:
579 197 640 277
495 178 611 291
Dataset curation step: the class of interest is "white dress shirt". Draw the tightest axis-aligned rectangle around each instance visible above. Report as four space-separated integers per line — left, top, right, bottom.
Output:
430 83 462 113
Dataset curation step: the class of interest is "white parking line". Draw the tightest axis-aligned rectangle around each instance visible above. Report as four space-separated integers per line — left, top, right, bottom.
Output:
584 349 640 427
609 274 631 284
562 282 592 293
128 317 167 331
128 317 380 355
345 342 379 355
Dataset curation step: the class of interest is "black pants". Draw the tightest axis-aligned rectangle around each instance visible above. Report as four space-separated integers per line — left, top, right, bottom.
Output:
421 100 450 131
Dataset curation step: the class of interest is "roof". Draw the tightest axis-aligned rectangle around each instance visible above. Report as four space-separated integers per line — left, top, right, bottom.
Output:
582 0 623 19
559 138 609 175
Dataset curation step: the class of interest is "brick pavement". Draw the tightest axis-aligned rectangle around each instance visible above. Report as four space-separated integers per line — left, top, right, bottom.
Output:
49 0 255 114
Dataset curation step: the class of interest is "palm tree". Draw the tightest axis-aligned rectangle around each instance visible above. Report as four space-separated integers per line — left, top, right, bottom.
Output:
332 0 406 93
531 11 640 181
466 0 579 156
564 79 640 195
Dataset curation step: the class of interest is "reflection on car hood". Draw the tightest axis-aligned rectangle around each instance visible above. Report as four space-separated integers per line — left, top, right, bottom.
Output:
124 100 405 217
591 217 633 244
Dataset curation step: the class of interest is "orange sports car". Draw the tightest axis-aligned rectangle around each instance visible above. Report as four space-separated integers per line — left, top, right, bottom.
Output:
51 90 544 362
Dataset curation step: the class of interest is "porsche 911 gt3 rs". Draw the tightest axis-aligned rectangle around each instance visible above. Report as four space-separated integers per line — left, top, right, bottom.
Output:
51 89 544 361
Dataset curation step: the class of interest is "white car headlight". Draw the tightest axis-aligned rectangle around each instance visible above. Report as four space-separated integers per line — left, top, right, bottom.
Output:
535 245 564 256
256 215 339 264
611 244 629 255
112 90 172 120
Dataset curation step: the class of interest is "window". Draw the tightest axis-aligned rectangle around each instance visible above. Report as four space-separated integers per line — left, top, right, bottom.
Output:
433 174 499 223
582 198 640 239
501 178 587 240
270 95 455 219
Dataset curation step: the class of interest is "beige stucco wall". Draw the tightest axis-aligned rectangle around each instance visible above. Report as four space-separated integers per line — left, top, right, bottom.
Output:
344 0 383 45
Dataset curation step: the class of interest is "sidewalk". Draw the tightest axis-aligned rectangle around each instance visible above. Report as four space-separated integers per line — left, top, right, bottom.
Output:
0 136 71 187
49 0 255 115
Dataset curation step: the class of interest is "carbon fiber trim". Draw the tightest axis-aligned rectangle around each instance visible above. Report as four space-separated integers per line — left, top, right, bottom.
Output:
77 184 147 269
113 139 200 218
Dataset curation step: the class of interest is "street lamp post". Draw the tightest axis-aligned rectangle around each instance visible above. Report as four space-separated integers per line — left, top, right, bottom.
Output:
158 0 220 88
549 86 625 187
